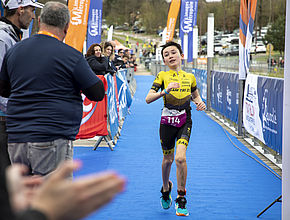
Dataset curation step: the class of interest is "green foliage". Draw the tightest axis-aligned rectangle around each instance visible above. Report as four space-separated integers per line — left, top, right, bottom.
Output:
264 16 285 55
103 0 143 27
139 1 169 34
102 0 285 36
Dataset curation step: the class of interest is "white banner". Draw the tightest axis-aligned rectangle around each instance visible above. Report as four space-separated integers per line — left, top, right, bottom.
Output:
243 74 265 143
107 25 113 41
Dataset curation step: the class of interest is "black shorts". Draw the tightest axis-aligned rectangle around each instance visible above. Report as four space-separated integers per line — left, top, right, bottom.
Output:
159 115 192 155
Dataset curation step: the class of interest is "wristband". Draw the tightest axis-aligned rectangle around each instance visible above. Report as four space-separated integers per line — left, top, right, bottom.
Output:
164 89 169 95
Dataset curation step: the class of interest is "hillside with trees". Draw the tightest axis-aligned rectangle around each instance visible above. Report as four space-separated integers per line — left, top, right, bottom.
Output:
29 0 286 53
103 0 286 36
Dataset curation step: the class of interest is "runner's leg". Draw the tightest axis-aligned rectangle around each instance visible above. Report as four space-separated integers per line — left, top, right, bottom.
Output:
162 153 174 191
175 144 187 193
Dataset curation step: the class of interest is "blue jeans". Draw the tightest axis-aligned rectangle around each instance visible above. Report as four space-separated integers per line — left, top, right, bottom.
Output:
8 138 73 175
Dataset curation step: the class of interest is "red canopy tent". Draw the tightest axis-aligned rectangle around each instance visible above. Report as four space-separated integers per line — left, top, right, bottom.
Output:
112 40 133 53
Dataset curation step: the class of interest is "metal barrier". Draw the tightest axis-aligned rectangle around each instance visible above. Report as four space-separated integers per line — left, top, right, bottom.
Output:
92 68 136 150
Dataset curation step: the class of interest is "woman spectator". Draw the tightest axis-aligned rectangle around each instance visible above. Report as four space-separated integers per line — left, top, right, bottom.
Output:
86 43 114 75
102 41 117 74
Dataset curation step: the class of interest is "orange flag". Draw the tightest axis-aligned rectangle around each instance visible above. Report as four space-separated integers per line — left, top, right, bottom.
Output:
166 0 181 41
66 0 91 52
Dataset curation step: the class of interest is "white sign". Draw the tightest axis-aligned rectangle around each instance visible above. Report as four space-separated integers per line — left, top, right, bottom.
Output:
243 74 265 143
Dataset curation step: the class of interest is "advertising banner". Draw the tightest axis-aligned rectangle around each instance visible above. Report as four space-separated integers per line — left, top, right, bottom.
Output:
66 0 90 52
211 71 239 123
257 76 283 153
76 75 108 139
180 0 199 62
239 0 257 79
105 74 119 138
116 70 132 120
166 0 181 41
243 74 283 154
192 68 207 102
113 74 120 114
107 25 113 41
86 0 103 49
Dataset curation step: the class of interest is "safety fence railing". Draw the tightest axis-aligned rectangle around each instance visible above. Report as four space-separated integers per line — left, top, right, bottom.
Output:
150 62 282 166
76 68 136 150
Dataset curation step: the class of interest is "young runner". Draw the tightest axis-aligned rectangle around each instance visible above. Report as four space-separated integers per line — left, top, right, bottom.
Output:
146 41 206 216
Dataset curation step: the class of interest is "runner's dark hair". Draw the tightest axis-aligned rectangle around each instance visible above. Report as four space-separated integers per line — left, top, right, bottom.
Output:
161 41 183 60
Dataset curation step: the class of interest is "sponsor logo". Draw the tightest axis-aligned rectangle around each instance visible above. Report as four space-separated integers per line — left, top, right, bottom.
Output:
88 9 101 36
180 1 198 33
245 83 255 103
217 83 222 104
261 89 278 134
118 82 127 110
245 84 256 117
226 85 232 111
70 0 86 25
107 77 118 124
81 94 97 125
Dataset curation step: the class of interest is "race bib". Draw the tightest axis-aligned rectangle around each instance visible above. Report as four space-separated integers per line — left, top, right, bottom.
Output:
160 107 186 127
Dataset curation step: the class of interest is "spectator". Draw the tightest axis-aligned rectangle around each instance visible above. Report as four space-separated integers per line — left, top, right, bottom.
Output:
279 57 284 68
0 0 43 169
135 42 139 54
86 43 114 75
124 49 130 57
113 48 124 69
129 54 137 70
109 40 116 55
102 41 117 75
0 152 125 220
119 54 130 69
0 1 105 176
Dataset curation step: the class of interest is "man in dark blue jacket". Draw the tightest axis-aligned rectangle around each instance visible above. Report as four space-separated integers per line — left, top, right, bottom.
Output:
0 1 104 176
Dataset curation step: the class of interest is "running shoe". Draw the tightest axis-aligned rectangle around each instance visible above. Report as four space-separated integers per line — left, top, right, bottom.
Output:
160 181 173 209
175 197 189 216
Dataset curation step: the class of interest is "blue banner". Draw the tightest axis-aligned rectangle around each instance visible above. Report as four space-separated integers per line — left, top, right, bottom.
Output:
116 70 132 120
179 0 198 62
257 77 283 154
105 74 119 138
211 71 239 123
86 0 103 48
192 68 207 102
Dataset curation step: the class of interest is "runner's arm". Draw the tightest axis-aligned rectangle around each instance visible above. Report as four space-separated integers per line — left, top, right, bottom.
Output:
191 89 206 111
145 89 165 104
146 82 180 104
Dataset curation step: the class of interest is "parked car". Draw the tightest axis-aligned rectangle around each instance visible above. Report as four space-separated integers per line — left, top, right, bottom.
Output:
219 44 239 56
228 44 239 56
218 46 229 56
255 43 266 53
214 43 223 55
250 43 266 53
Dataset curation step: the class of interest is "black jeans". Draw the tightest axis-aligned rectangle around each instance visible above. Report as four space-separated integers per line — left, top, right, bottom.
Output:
0 121 10 169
